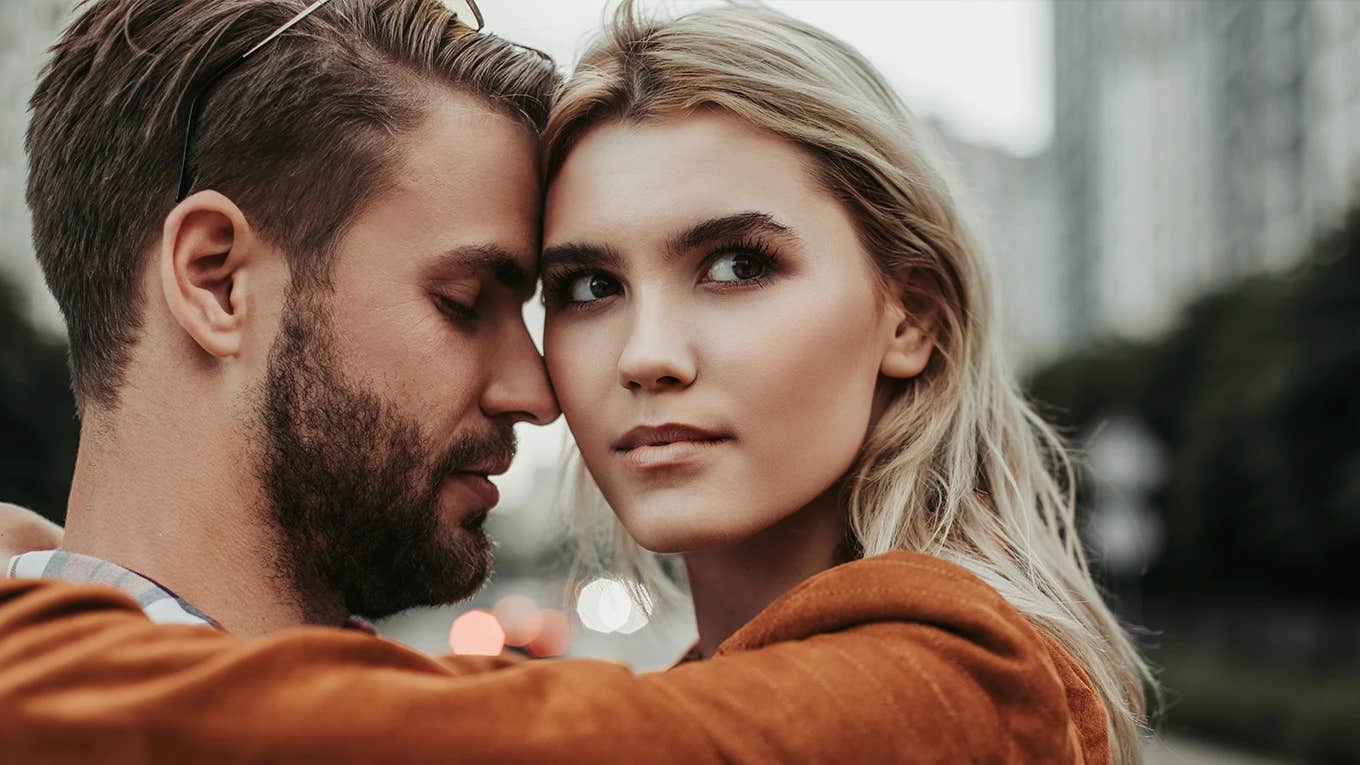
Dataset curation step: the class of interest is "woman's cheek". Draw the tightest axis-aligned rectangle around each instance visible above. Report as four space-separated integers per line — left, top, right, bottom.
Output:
547 329 612 442
738 293 881 483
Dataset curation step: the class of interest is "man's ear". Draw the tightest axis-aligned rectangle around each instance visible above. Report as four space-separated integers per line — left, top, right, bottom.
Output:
879 285 937 380
159 190 255 358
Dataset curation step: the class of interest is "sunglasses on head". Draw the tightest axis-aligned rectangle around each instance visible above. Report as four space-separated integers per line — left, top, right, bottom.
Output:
175 0 484 201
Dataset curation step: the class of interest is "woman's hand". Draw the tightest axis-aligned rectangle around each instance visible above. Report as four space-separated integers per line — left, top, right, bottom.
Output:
0 503 64 564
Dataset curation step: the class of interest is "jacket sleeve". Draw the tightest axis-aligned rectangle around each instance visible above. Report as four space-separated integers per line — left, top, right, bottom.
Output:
0 565 1091 764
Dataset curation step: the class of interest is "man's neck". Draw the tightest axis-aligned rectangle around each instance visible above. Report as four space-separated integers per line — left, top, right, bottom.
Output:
60 410 345 636
682 487 847 659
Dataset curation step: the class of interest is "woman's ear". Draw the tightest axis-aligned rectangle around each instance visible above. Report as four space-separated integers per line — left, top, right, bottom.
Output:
879 285 936 380
159 190 255 358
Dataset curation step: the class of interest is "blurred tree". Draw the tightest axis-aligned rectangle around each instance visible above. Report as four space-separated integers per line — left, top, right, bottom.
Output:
1029 205 1360 602
0 268 75 525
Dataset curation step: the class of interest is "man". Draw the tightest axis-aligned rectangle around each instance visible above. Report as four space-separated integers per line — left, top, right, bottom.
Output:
11 0 558 634
0 1 1093 762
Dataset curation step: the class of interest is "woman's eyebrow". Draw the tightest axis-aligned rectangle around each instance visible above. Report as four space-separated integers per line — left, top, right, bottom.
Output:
540 242 624 271
666 212 800 257
540 213 797 271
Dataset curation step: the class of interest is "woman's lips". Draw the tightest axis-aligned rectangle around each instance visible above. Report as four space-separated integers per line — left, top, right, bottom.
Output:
618 437 732 470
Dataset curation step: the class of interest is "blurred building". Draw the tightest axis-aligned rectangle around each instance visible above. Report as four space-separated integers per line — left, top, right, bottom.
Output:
1054 0 1360 340
932 125 1065 368
0 0 68 334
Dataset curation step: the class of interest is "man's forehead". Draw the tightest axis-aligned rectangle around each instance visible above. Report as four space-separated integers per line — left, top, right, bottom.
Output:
368 96 543 286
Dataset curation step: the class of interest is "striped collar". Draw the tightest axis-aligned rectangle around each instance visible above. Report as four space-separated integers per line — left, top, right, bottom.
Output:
6 549 220 628
6 549 378 634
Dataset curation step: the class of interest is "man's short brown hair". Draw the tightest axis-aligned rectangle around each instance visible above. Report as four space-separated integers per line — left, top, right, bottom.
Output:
26 0 558 411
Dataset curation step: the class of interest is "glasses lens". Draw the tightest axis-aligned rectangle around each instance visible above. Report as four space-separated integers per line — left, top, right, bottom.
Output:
440 0 484 31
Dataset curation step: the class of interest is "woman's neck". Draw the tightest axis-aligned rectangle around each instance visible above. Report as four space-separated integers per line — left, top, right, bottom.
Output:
682 487 847 658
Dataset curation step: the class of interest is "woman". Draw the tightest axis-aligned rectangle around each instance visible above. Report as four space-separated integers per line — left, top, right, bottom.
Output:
0 3 1146 763
540 2 1150 762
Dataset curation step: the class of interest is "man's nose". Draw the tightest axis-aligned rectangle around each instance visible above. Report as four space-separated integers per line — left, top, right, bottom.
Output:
482 316 560 426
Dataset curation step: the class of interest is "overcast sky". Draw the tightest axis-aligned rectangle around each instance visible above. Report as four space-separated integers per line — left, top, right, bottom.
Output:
490 0 1053 156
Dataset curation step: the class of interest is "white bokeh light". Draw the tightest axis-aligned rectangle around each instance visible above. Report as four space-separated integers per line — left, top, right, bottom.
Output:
614 602 650 635
576 578 647 634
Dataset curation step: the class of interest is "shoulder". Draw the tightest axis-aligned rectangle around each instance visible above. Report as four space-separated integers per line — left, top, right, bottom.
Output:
719 551 1039 654
710 551 1110 764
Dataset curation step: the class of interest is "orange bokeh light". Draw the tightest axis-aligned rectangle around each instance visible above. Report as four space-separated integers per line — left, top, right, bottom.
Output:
448 610 506 656
525 608 570 658
493 594 543 647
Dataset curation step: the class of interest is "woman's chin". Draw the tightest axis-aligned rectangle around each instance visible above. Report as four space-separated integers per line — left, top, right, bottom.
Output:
618 510 771 556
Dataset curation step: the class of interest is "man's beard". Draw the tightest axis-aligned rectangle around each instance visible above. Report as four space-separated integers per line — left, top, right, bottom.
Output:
255 292 515 620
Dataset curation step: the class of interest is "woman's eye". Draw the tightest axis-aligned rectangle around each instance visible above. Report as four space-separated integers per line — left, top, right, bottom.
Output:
566 273 621 303
706 252 768 283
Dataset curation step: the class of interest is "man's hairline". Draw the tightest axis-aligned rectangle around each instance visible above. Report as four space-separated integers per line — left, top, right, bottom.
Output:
146 79 541 282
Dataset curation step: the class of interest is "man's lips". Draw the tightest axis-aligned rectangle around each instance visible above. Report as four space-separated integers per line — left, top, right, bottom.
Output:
446 471 500 511
612 424 733 470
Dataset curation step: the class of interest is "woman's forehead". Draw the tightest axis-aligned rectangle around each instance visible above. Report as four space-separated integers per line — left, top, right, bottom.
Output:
542 114 829 247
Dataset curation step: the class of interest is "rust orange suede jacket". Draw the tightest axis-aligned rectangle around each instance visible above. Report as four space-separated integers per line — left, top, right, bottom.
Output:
0 551 1110 763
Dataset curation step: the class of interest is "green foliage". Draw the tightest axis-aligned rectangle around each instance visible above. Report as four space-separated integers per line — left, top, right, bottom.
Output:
0 272 76 525
1028 207 1360 601
1029 209 1360 760
1159 645 1360 763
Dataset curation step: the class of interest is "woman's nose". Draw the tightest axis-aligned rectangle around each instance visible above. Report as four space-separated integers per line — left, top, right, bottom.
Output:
617 302 697 392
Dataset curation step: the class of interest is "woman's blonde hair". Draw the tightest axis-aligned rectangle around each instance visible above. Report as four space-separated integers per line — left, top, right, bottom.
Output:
544 2 1152 760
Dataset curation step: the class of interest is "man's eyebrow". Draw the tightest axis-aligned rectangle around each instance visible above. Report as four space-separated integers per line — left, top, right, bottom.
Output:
539 242 624 271
430 245 533 294
667 212 799 257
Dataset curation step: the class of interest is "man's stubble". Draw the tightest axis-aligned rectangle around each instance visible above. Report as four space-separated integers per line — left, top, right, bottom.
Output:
254 289 515 619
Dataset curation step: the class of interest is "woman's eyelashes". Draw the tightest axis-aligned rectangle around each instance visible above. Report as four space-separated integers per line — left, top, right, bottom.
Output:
699 240 781 287
542 240 784 310
567 271 624 304
542 269 622 311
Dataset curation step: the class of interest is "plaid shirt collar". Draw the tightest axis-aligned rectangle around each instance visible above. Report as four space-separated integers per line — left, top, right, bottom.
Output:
6 549 376 634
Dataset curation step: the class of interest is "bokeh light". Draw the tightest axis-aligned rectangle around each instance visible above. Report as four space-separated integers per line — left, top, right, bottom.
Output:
448 610 505 656
616 582 652 635
575 578 650 635
493 594 543 647
614 605 649 635
525 609 570 658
